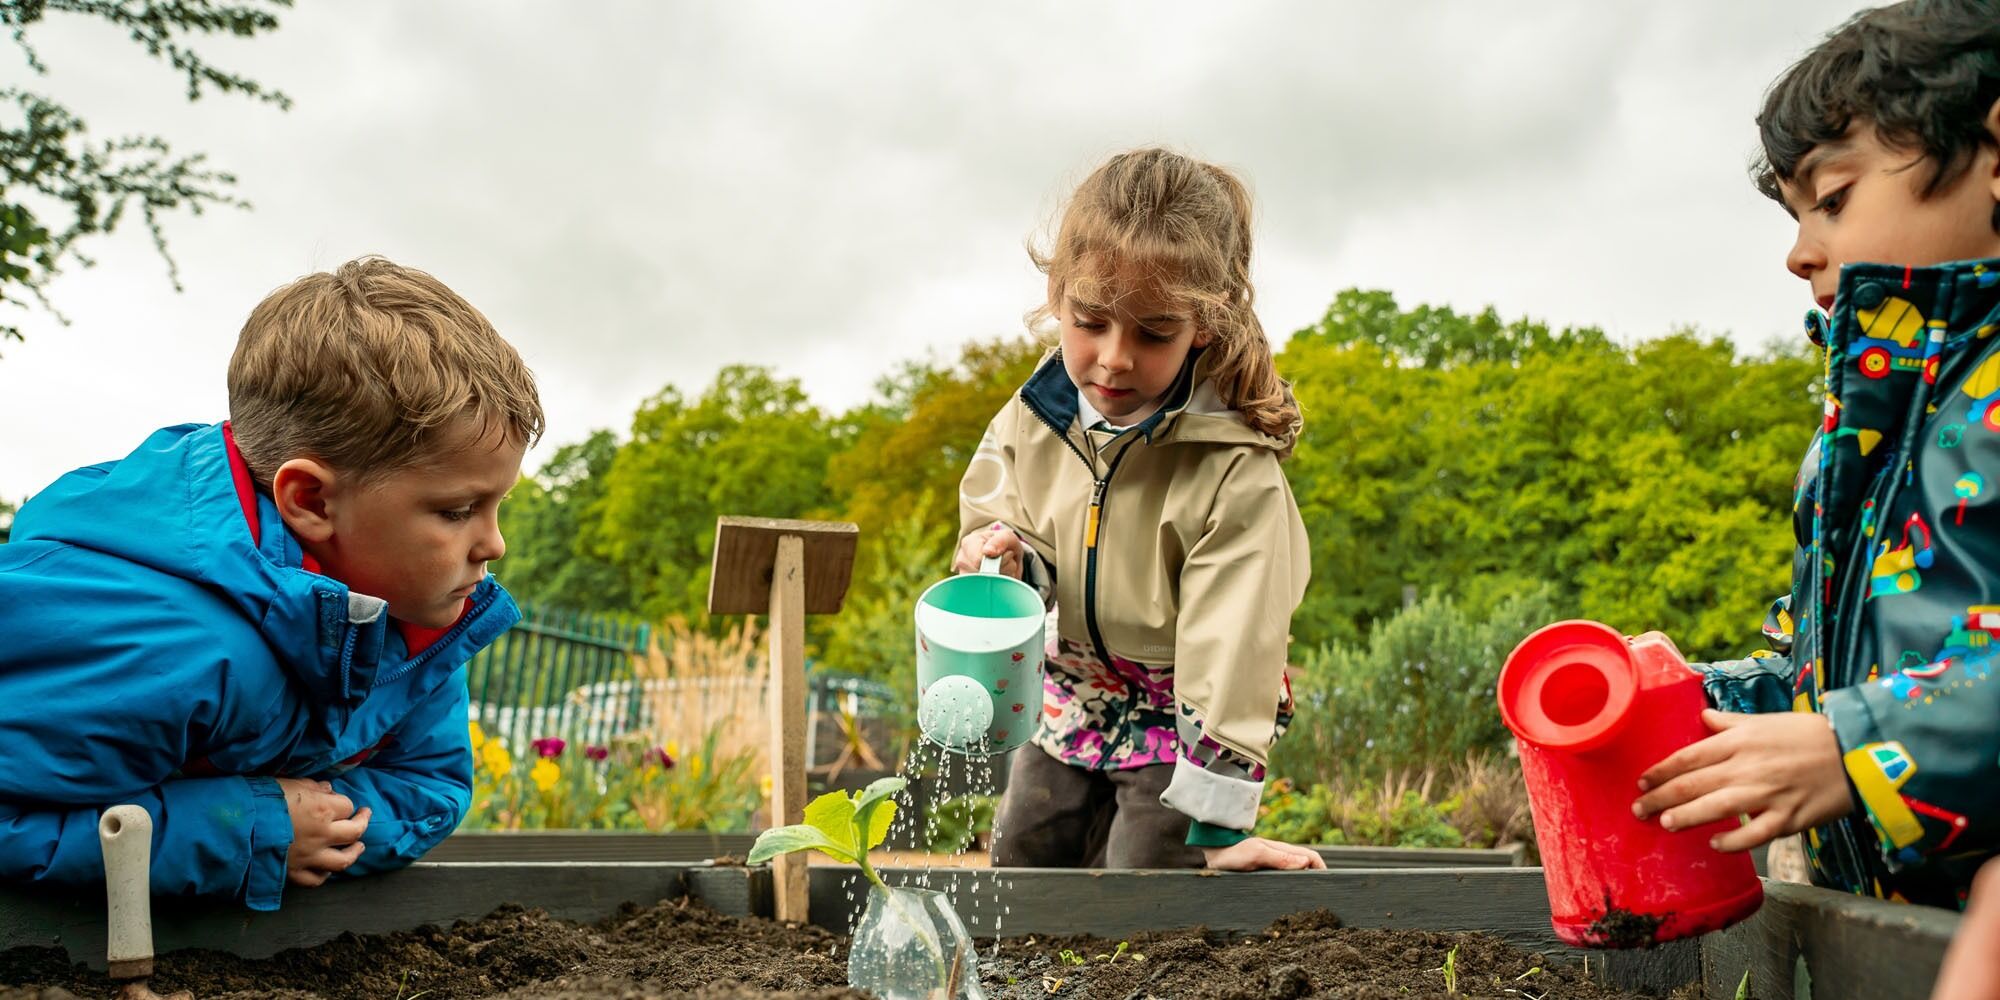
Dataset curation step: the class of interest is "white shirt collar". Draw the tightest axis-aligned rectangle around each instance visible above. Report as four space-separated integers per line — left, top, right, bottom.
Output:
1076 388 1132 433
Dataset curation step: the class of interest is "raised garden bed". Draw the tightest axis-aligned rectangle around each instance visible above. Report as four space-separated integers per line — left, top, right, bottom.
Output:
0 865 1957 1000
421 832 1526 869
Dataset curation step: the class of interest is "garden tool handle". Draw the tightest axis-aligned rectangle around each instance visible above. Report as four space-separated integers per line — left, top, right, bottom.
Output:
99 804 156 981
979 554 1001 575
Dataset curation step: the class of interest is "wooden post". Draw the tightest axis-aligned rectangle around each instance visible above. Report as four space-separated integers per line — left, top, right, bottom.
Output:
708 516 858 924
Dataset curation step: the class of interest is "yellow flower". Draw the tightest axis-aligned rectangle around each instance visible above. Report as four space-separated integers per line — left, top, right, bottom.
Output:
688 754 702 780
641 763 664 783
481 739 512 778
530 757 560 792
468 720 487 751
666 740 681 760
760 773 773 798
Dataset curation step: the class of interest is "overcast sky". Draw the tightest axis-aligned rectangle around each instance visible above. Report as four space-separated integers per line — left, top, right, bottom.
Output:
0 1 1864 500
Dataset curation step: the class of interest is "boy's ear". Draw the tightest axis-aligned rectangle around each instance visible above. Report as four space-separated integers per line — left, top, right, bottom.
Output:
271 458 340 544
1985 96 2000 201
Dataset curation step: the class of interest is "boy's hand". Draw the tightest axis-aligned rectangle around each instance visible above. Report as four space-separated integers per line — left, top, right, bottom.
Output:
1632 709 1852 852
953 523 1023 578
277 777 370 887
1201 837 1328 872
1930 856 2000 1000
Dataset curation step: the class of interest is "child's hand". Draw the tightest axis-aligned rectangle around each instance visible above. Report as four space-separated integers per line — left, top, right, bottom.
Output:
1930 856 2000 1000
1632 709 1851 852
953 523 1023 578
277 777 371 887
1201 836 1328 872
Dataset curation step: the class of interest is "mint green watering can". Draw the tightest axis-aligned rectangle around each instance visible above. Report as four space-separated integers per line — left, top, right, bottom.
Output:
914 556 1044 755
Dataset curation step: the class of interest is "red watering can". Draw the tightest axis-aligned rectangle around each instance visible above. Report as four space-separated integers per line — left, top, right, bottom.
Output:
1497 620 1763 947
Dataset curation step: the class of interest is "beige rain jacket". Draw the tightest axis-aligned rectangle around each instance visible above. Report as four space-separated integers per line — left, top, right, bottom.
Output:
958 347 1310 829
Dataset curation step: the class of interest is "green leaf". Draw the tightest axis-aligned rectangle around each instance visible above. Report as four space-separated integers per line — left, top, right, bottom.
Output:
804 789 860 853
853 776 906 850
863 798 898 849
854 775 906 813
748 824 855 864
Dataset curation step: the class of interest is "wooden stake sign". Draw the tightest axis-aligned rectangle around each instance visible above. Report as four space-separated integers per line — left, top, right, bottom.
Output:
707 516 858 923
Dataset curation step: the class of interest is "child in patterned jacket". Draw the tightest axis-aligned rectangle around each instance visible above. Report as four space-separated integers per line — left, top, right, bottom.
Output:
1633 0 2000 910
955 148 1324 872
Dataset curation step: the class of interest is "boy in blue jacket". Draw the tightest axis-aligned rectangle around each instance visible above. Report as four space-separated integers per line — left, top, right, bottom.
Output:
1633 0 2000 909
0 256 542 910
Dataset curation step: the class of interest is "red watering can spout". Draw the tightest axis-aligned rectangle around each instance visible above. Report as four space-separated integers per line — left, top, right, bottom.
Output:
1499 620 1763 948
1497 620 1637 754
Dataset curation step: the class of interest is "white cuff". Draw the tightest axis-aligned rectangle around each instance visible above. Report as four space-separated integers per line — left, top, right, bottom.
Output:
1159 755 1263 829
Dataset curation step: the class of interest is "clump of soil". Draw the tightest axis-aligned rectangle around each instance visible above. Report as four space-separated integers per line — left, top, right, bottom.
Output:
0 898 1691 1000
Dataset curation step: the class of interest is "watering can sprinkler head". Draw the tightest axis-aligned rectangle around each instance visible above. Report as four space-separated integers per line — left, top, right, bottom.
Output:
918 674 997 753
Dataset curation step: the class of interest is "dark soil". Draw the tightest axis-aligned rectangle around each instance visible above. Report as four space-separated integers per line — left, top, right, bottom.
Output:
0 898 1694 1000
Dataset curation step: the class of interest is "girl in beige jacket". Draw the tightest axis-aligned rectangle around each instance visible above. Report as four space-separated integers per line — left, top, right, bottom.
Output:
956 149 1324 872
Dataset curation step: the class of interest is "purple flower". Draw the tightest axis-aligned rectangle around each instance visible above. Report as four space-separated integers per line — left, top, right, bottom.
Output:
584 744 610 761
647 745 676 769
531 736 566 759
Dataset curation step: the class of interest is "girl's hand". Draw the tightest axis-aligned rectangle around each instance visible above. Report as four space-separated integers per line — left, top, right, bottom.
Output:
954 522 1023 578
1632 709 1852 852
1201 837 1328 872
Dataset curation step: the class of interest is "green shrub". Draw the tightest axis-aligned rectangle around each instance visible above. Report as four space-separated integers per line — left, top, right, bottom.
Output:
923 794 997 854
1273 585 1558 787
1257 754 1534 853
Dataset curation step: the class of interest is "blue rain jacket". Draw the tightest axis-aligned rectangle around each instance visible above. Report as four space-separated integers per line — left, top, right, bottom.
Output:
0 422 519 910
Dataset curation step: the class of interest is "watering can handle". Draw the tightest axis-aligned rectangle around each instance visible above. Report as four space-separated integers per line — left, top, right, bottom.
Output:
979 554 1001 575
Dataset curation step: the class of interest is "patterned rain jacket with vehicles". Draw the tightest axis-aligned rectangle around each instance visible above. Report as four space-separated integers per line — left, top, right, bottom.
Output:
958 347 1310 840
0 423 518 910
1700 258 2000 909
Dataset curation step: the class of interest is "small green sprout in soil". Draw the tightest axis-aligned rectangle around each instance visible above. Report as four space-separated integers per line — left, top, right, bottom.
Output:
1432 943 1461 994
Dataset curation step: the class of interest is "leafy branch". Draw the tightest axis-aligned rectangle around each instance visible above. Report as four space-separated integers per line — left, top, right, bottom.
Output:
0 0 291 347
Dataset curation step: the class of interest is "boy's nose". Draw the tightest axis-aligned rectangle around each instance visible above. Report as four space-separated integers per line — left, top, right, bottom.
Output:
1786 230 1824 282
475 521 506 563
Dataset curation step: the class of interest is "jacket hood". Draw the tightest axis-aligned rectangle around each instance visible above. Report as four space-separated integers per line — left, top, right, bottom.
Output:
1022 346 1301 458
11 422 516 704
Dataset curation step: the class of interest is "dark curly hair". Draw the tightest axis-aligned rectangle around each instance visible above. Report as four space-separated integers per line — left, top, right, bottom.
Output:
1753 0 2000 230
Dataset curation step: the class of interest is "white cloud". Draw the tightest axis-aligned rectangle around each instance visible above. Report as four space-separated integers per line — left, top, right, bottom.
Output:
0 0 1865 498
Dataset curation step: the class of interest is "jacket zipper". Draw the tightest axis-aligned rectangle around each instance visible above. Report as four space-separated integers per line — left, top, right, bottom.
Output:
380 587 502 685
1828 313 1949 691
1021 390 1126 673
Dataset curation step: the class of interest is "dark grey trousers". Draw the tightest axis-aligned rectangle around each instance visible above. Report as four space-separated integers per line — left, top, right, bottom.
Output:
989 744 1205 869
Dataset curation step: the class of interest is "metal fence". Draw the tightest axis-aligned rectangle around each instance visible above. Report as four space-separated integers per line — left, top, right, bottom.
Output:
464 604 652 751
465 603 901 761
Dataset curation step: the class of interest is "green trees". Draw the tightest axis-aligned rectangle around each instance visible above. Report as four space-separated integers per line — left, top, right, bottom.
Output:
0 0 292 345
589 365 849 623
1279 290 1816 661
496 288 1819 678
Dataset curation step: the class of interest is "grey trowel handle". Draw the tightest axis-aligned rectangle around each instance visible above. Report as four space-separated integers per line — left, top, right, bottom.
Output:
99 804 156 980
